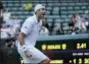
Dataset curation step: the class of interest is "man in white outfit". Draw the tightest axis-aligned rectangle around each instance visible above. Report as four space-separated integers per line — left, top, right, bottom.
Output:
17 4 50 64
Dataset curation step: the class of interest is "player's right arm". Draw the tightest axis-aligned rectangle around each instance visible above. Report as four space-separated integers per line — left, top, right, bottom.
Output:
18 18 33 57
18 32 25 46
18 18 33 46
18 32 32 57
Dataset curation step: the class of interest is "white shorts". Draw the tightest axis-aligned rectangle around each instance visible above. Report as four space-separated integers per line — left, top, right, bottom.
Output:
17 42 49 64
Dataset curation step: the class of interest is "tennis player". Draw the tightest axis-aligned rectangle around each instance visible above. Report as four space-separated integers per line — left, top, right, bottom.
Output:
17 4 50 64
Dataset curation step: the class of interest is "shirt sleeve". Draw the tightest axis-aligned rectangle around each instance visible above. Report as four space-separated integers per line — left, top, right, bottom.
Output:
21 18 33 35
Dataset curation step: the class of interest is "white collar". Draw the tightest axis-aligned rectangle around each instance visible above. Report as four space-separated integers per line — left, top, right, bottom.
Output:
33 14 42 24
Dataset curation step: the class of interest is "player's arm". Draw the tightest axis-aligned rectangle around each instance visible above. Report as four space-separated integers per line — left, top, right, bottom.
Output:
18 19 33 57
18 32 32 57
18 32 25 46
18 31 27 52
18 18 33 46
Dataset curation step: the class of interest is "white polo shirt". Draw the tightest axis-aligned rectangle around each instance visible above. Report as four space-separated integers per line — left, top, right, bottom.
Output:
21 15 42 46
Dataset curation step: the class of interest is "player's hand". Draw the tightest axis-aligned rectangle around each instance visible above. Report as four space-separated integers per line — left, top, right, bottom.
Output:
22 45 32 58
24 50 32 58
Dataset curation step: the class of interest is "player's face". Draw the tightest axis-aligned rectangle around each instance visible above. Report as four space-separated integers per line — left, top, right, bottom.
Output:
38 8 45 19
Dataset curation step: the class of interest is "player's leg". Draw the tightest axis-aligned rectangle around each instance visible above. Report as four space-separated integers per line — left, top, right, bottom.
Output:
30 47 51 64
40 58 51 64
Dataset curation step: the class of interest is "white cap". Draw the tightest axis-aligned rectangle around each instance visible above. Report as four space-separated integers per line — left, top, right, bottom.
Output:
34 4 45 13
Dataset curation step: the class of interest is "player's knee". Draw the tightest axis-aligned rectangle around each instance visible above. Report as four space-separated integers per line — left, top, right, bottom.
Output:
41 58 51 64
